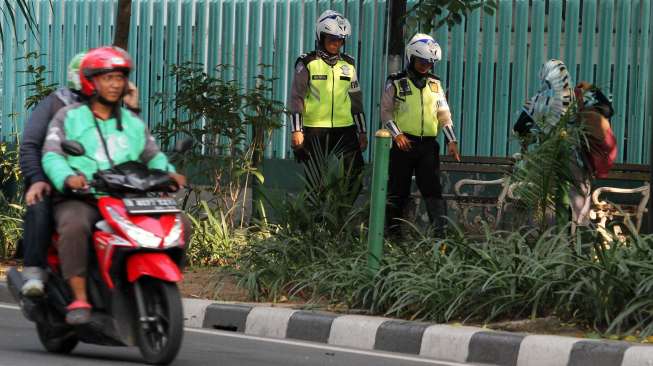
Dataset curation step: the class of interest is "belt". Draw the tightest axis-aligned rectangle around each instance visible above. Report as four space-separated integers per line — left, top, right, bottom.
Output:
404 134 437 142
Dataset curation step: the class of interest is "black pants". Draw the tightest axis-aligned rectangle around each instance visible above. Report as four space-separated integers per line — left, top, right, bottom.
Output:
22 196 53 267
300 125 364 180
387 135 443 224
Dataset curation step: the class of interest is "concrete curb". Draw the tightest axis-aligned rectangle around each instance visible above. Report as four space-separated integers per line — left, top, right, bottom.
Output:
197 304 653 366
2 284 653 365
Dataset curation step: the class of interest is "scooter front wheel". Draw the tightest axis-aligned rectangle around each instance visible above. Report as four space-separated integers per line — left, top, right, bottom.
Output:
36 322 78 354
134 278 184 365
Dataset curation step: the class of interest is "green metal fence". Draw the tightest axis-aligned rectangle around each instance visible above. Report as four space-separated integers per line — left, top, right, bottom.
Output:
0 0 651 163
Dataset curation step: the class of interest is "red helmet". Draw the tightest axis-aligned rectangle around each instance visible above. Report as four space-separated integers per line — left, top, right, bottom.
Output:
79 47 133 96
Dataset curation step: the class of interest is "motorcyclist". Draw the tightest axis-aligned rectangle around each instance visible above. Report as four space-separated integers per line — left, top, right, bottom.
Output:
380 33 460 238
19 52 140 297
41 46 188 325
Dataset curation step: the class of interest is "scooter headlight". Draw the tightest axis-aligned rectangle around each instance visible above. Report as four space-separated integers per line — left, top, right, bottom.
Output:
106 206 162 248
163 216 183 248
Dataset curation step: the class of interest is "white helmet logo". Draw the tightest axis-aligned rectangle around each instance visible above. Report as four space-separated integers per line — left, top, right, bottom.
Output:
110 57 126 65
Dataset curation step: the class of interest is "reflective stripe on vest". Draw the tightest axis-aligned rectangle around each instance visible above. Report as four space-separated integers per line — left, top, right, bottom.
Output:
392 77 443 137
304 58 354 128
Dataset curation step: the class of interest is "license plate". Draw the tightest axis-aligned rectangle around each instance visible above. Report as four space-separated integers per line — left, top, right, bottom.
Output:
123 197 180 214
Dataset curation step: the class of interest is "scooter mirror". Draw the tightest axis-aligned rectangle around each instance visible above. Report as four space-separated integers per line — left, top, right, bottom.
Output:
62 140 86 157
174 138 193 153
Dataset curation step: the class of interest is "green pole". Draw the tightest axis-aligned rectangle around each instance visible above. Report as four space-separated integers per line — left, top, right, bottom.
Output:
367 129 392 273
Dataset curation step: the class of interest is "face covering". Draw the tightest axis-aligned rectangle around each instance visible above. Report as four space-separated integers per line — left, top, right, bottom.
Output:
407 60 428 89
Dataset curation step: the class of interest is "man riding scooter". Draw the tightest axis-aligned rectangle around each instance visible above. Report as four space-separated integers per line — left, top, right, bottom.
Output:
41 46 189 325
19 51 140 297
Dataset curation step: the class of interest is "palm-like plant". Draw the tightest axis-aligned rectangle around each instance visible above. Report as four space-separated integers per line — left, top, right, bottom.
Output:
0 1 44 47
509 104 590 231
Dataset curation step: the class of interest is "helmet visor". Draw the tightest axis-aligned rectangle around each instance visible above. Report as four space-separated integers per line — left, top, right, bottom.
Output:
414 57 434 66
324 33 346 42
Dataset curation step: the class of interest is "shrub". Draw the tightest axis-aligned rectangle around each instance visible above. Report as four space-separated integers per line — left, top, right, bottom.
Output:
152 62 283 229
185 201 246 267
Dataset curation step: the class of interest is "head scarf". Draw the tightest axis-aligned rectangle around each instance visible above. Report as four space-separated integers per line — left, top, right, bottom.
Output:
523 59 575 129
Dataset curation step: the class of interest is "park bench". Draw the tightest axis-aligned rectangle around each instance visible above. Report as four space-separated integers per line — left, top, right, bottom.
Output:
441 157 650 234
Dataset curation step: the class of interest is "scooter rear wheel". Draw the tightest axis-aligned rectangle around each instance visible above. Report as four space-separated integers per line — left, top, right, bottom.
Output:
36 322 78 354
134 278 184 365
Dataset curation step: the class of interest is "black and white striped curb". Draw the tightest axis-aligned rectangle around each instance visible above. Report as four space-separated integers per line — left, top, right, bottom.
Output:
2 283 652 365
197 304 653 366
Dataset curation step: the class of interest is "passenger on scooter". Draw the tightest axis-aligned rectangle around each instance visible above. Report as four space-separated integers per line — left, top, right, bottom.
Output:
20 52 141 297
41 46 189 325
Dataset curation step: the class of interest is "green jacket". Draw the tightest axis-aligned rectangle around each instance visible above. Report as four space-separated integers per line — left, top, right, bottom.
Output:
42 103 174 192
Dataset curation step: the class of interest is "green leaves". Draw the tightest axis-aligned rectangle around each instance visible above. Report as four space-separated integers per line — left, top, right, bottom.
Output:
0 140 24 259
233 214 653 337
509 106 590 231
186 201 244 267
152 62 284 227
18 51 58 110
407 0 498 33
0 1 45 49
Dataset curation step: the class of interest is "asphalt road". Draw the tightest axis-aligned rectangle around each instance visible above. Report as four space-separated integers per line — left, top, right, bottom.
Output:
0 303 468 366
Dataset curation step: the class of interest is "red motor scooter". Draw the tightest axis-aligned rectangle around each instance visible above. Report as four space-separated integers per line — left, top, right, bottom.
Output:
7 139 193 365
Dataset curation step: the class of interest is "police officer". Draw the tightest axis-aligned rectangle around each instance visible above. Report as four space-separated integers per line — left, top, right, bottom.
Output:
380 33 460 237
288 10 367 185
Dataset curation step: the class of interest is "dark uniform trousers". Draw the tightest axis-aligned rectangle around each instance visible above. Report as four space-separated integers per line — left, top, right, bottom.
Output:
386 134 446 234
301 125 364 181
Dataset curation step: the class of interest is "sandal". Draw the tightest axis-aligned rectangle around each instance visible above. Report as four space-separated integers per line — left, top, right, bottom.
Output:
66 300 92 325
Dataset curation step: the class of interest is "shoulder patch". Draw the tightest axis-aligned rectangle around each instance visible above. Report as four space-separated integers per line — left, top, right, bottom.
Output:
296 51 318 67
396 78 413 97
428 80 441 93
340 53 356 66
387 71 407 82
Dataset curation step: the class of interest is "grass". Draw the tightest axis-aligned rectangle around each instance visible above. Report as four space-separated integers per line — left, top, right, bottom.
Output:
233 210 653 338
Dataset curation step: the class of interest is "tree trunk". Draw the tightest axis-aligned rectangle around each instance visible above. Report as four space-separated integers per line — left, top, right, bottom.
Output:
644 38 653 234
114 0 133 50
387 0 406 74
649 91 653 234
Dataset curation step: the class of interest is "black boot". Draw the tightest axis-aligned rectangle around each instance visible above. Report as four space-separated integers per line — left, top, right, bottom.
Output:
386 197 406 239
425 198 448 238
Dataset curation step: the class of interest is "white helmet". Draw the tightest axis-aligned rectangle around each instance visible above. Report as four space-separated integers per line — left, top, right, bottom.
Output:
315 10 351 42
405 33 441 65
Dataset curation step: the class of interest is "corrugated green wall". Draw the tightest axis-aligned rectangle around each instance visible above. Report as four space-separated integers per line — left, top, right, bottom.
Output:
0 0 651 163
